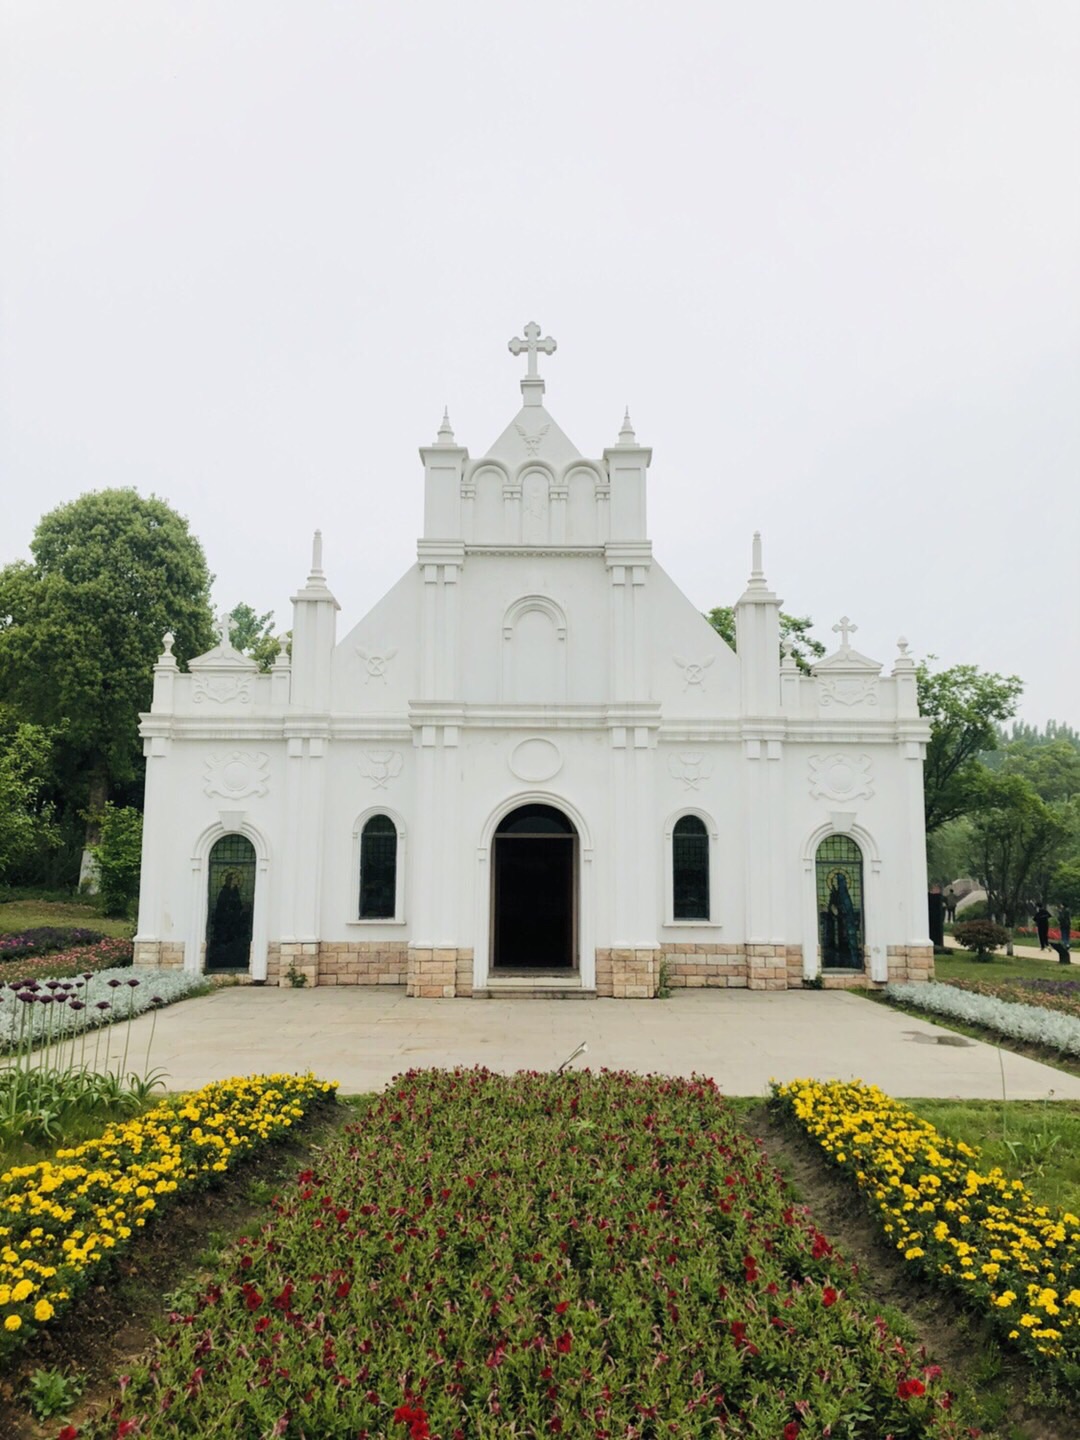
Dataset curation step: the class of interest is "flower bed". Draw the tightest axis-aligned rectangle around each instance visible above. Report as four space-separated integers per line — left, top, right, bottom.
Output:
84 1069 973 1439
944 977 1080 1023
0 927 105 963
0 1073 336 1357
0 938 134 986
772 1078 1080 1380
887 979 1080 1055
0 965 200 1053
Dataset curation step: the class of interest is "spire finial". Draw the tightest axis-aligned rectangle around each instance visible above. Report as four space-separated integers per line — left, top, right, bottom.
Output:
618 407 637 445
897 635 910 657
751 531 764 579
162 630 175 657
437 406 455 444
310 529 324 578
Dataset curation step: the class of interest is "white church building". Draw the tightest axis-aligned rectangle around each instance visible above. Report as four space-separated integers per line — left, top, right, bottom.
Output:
134 324 934 998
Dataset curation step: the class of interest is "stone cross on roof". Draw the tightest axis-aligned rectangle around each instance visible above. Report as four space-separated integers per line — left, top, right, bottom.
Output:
508 321 557 378
832 616 858 649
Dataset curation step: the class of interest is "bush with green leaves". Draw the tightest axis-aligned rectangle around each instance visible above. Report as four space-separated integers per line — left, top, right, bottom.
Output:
90 804 143 918
951 918 1009 959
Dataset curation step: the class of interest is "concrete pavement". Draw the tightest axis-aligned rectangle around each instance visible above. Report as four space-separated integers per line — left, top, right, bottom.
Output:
60 986 1080 1100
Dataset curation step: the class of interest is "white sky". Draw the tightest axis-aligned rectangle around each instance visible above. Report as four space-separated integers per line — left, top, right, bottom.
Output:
2 1 1077 726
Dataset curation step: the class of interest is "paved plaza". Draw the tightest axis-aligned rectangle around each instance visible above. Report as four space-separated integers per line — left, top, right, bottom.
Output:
71 986 1080 1100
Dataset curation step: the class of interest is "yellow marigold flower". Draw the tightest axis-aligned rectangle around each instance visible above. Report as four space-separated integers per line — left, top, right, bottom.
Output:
33 1299 54 1322
4 1315 21 1332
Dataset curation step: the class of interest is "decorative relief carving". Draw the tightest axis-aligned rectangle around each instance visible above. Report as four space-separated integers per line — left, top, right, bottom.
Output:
509 737 562 783
818 676 878 707
667 752 714 791
204 752 270 801
809 753 874 803
356 646 397 684
673 655 715 691
360 751 404 790
193 675 252 705
515 422 550 456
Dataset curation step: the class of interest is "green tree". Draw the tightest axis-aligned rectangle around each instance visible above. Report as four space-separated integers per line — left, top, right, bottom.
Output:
966 772 1067 951
706 607 825 673
0 490 215 871
90 803 143 917
0 708 57 882
925 818 973 888
228 602 283 672
916 662 1023 833
1051 861 1080 914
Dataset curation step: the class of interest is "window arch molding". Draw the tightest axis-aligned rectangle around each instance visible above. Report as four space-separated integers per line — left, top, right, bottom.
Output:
662 807 721 928
501 593 567 643
350 806 407 926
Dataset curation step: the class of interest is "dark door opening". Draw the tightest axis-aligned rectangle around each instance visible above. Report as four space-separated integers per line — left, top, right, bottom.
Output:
493 804 576 970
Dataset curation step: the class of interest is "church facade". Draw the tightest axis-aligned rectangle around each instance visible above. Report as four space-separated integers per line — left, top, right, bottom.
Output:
134 325 934 997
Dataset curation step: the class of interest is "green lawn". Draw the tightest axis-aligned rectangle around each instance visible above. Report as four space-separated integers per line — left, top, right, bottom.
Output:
0 897 134 938
934 949 1076 983
904 1098 1080 1216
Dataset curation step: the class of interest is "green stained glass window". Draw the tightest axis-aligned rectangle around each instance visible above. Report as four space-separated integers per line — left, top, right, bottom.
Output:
206 833 256 971
673 815 709 921
360 814 397 919
816 834 864 969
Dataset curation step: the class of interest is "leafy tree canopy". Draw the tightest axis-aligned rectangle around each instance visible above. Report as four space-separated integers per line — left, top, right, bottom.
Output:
706 608 825 674
228 602 284 672
0 707 57 881
916 661 1023 833
966 771 1067 942
0 490 215 803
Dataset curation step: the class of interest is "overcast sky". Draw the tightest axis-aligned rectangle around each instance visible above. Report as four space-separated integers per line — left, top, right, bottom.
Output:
2 1 1077 727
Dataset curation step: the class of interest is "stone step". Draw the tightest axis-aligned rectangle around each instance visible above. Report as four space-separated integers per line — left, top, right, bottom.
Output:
474 986 597 1000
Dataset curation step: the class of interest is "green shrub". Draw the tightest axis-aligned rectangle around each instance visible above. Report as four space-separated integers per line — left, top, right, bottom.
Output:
956 898 989 921
952 919 1009 960
89 805 143 918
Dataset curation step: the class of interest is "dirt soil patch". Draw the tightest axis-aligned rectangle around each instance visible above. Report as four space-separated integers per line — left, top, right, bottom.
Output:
741 1103 1074 1440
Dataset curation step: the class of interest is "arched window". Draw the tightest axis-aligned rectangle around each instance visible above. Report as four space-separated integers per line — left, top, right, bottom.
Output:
206 833 256 971
672 815 709 921
359 815 397 920
816 834 865 969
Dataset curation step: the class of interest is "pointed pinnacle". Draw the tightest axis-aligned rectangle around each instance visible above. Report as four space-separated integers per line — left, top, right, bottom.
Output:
618 407 636 444
437 407 455 444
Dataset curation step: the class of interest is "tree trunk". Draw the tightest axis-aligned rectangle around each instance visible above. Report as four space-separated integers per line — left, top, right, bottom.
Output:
79 771 109 894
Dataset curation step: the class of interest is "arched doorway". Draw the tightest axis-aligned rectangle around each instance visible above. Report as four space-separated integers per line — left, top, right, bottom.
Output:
815 834 865 970
206 833 256 972
493 803 577 970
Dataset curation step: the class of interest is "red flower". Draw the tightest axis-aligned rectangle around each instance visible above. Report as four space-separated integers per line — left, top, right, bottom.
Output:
784 1425 800 1440
822 1287 838 1307
58 1429 80 1440
555 1330 573 1354
554 1301 570 1314
897 1378 926 1400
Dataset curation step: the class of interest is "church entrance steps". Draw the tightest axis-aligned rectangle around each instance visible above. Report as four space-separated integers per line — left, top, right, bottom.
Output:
478 972 594 1000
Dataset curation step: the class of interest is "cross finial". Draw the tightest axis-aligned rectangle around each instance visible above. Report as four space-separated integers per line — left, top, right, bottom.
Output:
216 610 232 647
508 321 557 379
833 616 858 649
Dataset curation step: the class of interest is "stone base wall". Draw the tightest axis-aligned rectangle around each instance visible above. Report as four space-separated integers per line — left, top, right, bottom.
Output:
820 969 872 989
277 942 319 988
133 940 185 970
407 946 472 999
887 944 935 984
747 944 789 991
318 942 408 987
785 946 804 988
595 948 659 999
661 944 747 989
455 951 474 998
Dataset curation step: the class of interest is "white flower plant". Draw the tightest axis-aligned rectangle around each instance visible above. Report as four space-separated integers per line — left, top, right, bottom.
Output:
887 980 1080 1056
0 966 205 1054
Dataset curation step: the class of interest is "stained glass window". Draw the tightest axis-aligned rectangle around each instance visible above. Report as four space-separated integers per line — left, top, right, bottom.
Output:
673 815 709 921
359 815 397 920
206 833 256 971
815 834 864 969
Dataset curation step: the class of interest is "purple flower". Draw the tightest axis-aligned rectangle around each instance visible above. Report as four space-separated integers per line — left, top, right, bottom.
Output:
17 992 35 1004
126 978 140 988
96 1000 111 1011
107 978 122 989
69 1000 85 1011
